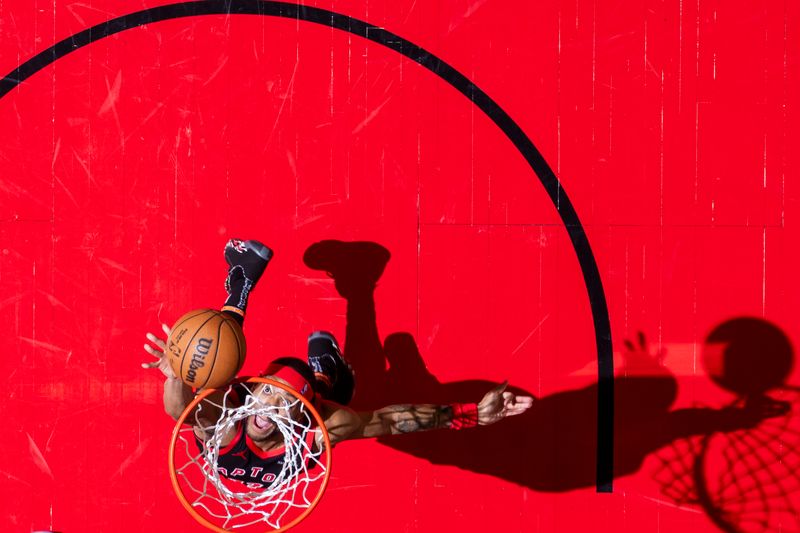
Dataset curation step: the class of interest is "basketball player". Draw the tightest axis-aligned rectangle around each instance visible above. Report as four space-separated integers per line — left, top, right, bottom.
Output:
143 239 533 487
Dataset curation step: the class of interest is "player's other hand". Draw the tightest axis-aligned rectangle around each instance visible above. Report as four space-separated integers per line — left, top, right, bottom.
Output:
622 331 671 375
741 395 791 425
142 323 176 379
477 381 535 425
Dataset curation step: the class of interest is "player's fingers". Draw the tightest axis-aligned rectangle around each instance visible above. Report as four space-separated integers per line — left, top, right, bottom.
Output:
505 408 528 417
507 396 534 411
143 343 163 357
503 392 534 405
506 394 533 405
141 360 160 369
503 395 533 414
161 323 172 336
146 332 166 350
491 380 509 396
517 395 535 407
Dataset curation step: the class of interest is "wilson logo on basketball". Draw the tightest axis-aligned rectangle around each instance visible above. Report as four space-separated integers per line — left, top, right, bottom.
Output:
185 337 214 383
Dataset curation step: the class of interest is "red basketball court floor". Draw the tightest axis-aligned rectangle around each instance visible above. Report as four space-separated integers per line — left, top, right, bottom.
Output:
1 1 798 532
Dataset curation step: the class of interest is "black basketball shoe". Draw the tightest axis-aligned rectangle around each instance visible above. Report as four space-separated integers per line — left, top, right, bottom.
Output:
223 239 273 315
307 331 355 405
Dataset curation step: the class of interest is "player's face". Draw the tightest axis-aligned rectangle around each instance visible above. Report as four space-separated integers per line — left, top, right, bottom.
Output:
245 382 302 442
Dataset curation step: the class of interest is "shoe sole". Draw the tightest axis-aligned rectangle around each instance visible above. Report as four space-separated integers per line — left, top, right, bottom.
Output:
308 330 339 348
243 239 273 261
308 331 355 404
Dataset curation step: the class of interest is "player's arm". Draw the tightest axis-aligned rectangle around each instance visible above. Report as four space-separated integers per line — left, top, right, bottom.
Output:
143 323 194 420
142 323 235 444
319 382 534 445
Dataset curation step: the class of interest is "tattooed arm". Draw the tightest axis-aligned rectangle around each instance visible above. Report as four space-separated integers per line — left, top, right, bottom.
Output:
319 382 534 446
357 403 457 436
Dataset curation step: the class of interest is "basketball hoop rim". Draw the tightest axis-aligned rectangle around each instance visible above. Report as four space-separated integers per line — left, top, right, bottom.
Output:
168 376 333 533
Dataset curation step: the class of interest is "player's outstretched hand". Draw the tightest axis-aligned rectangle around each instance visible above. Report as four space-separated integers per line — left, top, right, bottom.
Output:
142 323 176 379
477 381 535 426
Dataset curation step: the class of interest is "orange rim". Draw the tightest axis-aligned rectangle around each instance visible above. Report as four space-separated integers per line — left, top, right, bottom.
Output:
168 376 333 533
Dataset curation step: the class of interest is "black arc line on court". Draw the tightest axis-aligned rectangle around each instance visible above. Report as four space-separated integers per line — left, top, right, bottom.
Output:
0 0 615 492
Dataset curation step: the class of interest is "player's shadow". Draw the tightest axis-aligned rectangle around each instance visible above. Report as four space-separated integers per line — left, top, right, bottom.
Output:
304 240 794 492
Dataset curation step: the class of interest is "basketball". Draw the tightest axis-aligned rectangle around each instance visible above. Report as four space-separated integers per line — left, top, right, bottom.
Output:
166 309 246 389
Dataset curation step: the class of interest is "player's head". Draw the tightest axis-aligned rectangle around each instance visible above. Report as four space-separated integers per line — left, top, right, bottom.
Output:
260 357 317 400
245 357 317 442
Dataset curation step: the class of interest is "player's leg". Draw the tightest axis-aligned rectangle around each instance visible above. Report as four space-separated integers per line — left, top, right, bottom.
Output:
221 238 273 325
307 331 355 405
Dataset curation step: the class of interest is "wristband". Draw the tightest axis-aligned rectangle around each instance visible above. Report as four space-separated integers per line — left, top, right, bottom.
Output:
449 402 479 430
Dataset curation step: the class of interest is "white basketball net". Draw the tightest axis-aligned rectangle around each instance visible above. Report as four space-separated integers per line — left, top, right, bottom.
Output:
171 382 329 532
